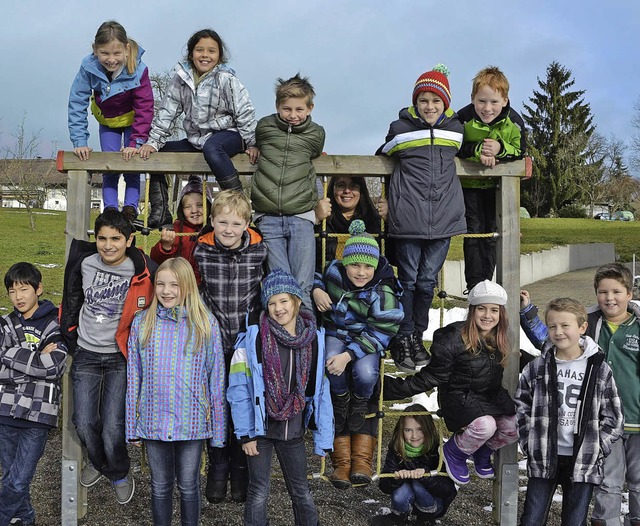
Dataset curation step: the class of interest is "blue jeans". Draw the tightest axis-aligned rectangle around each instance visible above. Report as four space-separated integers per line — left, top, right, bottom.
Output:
395 238 450 335
145 440 204 526
245 436 318 526
0 424 49 526
71 350 130 481
592 433 640 525
256 215 316 312
325 335 380 398
99 124 141 210
391 480 442 515
520 456 594 525
159 131 243 184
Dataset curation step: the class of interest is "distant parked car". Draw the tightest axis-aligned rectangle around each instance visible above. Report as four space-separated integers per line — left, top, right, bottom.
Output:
594 212 610 220
611 210 635 221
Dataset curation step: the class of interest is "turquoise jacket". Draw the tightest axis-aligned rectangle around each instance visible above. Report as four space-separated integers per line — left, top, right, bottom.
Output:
227 323 334 455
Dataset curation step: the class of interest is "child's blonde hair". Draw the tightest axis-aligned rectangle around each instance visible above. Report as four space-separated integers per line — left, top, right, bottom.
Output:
471 66 510 100
462 304 510 365
390 404 438 459
545 298 588 326
211 190 252 223
139 257 212 351
92 20 138 75
275 74 316 108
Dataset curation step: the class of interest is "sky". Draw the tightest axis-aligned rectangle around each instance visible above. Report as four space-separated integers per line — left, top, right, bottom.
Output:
1 0 639 168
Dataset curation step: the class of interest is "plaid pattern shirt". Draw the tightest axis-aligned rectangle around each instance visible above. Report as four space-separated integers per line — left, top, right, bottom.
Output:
0 303 67 427
194 227 268 354
515 336 624 484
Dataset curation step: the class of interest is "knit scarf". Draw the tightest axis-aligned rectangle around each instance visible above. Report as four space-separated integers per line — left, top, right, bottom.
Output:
404 442 425 458
260 309 316 421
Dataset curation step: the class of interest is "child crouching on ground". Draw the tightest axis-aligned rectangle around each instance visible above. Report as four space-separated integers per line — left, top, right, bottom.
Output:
370 404 457 526
227 269 333 526
312 219 403 488
515 298 623 525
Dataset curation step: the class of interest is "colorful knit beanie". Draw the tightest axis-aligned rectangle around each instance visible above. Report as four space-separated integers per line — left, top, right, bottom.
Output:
341 219 380 269
261 268 304 308
412 63 452 109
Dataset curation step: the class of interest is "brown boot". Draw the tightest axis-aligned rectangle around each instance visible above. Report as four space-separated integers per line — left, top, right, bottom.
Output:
329 435 351 489
350 433 376 485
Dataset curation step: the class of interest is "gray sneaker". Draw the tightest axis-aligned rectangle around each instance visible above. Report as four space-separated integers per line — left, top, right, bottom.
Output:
80 464 102 488
113 473 135 505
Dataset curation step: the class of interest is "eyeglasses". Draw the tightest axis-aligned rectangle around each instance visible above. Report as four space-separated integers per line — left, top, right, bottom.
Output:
334 181 361 191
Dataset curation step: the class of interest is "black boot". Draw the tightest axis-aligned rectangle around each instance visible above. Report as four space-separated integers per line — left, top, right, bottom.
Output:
411 332 430 367
348 395 369 433
230 465 248 503
147 174 173 228
218 171 243 192
331 392 350 435
389 335 415 373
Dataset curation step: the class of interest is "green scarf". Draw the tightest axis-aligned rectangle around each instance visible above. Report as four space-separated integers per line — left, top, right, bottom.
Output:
404 442 424 458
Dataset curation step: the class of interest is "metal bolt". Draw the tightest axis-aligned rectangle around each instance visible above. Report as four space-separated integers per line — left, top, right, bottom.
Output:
69 465 75 471
69 497 75 503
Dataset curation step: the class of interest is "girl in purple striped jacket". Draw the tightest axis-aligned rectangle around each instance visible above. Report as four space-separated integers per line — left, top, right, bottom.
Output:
126 257 227 525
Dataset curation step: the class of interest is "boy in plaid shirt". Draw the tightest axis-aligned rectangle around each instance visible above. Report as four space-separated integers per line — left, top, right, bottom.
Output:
193 190 268 504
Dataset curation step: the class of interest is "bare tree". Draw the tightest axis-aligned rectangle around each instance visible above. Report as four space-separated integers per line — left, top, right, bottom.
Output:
149 69 185 141
632 97 640 174
0 117 53 230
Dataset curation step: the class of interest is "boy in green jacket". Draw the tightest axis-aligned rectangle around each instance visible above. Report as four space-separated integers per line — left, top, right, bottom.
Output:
457 66 526 293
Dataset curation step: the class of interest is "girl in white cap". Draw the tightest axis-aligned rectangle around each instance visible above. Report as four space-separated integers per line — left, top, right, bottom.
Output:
383 279 518 486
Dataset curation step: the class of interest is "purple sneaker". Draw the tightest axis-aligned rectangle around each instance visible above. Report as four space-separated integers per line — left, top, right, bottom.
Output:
472 444 495 479
443 437 470 485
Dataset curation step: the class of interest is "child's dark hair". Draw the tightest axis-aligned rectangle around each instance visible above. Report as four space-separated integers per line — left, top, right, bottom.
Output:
186 29 228 68
327 176 378 224
95 208 134 239
4 262 42 292
390 404 438 459
93 20 139 75
593 263 633 292
275 73 316 107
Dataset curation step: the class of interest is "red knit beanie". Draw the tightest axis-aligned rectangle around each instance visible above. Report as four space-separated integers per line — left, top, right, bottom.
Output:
412 64 452 109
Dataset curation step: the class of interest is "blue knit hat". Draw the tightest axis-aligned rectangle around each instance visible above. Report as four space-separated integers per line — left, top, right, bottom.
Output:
342 219 380 269
261 268 304 308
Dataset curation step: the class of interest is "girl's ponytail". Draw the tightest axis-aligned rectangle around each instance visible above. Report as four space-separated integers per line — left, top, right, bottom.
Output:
127 38 139 75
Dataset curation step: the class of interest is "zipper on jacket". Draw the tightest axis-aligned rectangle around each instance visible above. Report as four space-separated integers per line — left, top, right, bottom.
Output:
278 125 293 214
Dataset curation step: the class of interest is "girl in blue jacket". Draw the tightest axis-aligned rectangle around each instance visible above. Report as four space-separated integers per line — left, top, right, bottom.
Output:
126 257 226 525
68 21 153 224
227 269 333 526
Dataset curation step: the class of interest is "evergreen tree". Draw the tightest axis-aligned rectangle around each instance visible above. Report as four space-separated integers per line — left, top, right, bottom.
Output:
522 62 595 216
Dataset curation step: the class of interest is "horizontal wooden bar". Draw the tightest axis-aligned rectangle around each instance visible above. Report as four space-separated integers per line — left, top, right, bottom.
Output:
57 151 525 178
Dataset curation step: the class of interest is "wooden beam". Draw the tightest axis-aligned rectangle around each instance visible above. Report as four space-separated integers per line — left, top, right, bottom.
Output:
56 151 525 179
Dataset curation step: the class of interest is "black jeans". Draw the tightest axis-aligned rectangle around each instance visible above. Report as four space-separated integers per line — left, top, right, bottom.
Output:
463 187 497 290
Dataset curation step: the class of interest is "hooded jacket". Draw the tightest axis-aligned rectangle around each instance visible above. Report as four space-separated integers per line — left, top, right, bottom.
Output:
251 113 325 215
68 47 153 148
194 226 268 354
457 102 526 189
384 321 515 432
146 61 256 151
515 336 624 483
227 324 334 455
59 239 156 357
379 106 466 240
126 306 227 447
0 301 67 428
313 255 403 360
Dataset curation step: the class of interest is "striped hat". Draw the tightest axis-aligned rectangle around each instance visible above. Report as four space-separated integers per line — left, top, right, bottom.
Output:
412 64 452 109
261 268 304 308
342 219 380 269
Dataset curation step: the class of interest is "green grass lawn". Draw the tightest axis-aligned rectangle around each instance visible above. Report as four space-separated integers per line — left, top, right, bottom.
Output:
1 209 639 313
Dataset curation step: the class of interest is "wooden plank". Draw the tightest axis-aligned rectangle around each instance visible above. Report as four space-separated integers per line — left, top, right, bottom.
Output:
57 151 525 178
61 170 91 523
493 175 521 526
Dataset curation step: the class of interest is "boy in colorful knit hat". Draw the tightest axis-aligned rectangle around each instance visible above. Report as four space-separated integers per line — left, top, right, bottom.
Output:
312 219 403 488
377 64 466 373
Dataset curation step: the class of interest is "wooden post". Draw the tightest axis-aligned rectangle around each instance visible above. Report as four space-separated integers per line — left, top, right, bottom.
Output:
61 170 91 524
493 175 521 526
